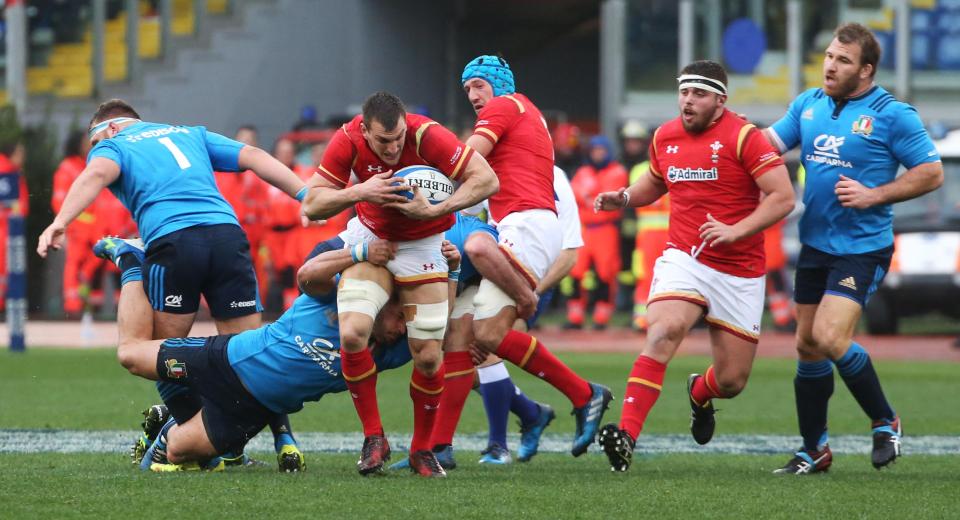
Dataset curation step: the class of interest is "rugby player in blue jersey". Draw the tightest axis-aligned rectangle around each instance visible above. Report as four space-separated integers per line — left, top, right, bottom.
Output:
38 99 309 471
102 234 459 472
762 23 943 474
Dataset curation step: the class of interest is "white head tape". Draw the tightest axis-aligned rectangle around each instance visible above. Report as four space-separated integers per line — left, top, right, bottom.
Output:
88 117 141 140
677 74 727 96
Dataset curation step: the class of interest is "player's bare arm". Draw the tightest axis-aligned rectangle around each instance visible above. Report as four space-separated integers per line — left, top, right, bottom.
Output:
699 165 795 247
38 157 121 258
237 145 305 198
297 238 397 296
537 248 578 294
465 134 494 157
835 161 943 209
385 153 499 220
594 171 668 213
440 239 462 308
302 170 408 220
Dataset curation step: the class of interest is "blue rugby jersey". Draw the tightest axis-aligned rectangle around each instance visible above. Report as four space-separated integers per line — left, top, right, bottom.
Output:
88 122 243 244
227 290 411 414
769 86 940 255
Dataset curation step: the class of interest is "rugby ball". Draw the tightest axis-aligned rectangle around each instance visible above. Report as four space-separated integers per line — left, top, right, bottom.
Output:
395 165 455 204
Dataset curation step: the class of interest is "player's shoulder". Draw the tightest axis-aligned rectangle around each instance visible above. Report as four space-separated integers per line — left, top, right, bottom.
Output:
864 86 917 119
653 117 684 142
405 113 441 135
484 94 527 115
793 87 827 107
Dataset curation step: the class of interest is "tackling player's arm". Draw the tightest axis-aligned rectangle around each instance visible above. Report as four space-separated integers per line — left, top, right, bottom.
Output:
237 145 305 199
37 157 120 257
297 239 397 296
441 239 462 309
537 247 578 294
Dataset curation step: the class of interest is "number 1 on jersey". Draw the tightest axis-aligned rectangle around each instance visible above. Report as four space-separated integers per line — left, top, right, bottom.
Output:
158 137 192 169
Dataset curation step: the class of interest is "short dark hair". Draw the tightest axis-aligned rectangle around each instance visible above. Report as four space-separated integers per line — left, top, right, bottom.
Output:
680 60 728 91
834 23 880 77
89 99 141 129
362 91 406 131
64 129 86 157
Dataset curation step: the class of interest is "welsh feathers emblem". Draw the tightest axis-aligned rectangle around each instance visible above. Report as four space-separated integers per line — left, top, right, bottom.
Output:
852 115 874 136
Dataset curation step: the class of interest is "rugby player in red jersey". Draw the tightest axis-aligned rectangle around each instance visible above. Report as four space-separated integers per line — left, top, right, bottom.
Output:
593 60 796 472
455 55 613 458
302 91 498 477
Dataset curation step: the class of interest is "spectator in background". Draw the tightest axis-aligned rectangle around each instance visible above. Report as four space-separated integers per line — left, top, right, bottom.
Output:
52 130 135 316
567 135 628 330
624 123 670 332
294 139 349 266
552 123 582 179
292 105 323 132
617 120 653 319
764 218 796 332
263 138 307 310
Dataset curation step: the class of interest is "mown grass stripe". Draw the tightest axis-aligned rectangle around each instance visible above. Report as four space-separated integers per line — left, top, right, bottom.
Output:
1 430 957 455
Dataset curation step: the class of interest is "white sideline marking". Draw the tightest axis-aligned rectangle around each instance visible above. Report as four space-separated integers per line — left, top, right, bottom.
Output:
1 430 958 455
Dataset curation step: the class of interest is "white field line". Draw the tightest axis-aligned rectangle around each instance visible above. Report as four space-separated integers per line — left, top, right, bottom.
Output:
1 430 958 455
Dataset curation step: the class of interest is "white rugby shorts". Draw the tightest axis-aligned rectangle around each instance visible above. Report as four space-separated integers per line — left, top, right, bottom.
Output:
339 216 447 285
648 248 765 343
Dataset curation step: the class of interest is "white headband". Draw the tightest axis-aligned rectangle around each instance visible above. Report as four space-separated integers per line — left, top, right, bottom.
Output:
88 117 141 140
677 74 727 96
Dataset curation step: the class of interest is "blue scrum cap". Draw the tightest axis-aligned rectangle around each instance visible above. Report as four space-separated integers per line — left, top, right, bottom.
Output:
461 55 515 97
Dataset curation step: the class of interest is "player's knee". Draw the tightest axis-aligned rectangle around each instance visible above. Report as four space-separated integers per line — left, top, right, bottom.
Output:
339 325 369 352
644 319 686 357
715 371 749 397
471 319 505 352
810 323 846 354
116 342 145 376
464 234 495 263
405 302 448 341
412 348 443 376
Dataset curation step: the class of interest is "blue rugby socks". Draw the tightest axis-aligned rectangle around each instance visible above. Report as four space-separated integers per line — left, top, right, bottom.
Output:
794 359 834 451
478 363 513 449
835 342 895 423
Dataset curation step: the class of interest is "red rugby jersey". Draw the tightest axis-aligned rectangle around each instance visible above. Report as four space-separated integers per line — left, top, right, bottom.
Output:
315 114 474 241
648 109 783 277
472 93 555 222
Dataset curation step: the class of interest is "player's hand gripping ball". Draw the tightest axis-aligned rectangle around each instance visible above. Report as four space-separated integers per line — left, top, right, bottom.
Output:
394 165 454 204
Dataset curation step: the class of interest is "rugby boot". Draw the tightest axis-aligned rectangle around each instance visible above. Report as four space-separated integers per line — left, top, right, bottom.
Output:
408 450 447 478
277 444 306 473
773 446 833 475
93 236 145 266
571 383 614 456
871 416 902 469
687 373 717 445
517 402 555 462
131 405 170 465
598 424 636 472
478 443 512 465
356 434 390 476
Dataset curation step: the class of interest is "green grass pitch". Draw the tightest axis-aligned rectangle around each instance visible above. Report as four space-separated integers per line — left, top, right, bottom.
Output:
1 348 957 518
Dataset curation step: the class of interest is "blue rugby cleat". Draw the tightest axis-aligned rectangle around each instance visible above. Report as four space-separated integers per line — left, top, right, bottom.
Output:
93 236 145 266
517 402 555 462
571 383 613 456
478 443 512 465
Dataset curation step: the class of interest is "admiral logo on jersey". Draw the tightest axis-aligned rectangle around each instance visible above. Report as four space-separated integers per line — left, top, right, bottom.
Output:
667 165 718 182
808 134 853 168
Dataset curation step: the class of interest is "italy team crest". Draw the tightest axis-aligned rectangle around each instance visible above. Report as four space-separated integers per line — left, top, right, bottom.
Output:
165 359 187 379
852 115 874 136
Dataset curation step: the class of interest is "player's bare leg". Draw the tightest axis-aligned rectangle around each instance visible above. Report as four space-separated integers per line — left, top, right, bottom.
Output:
337 262 393 475
686 327 758 445
600 299 701 471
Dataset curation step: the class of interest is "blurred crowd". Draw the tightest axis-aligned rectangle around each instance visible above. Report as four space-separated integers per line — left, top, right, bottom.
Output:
0 105 798 329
